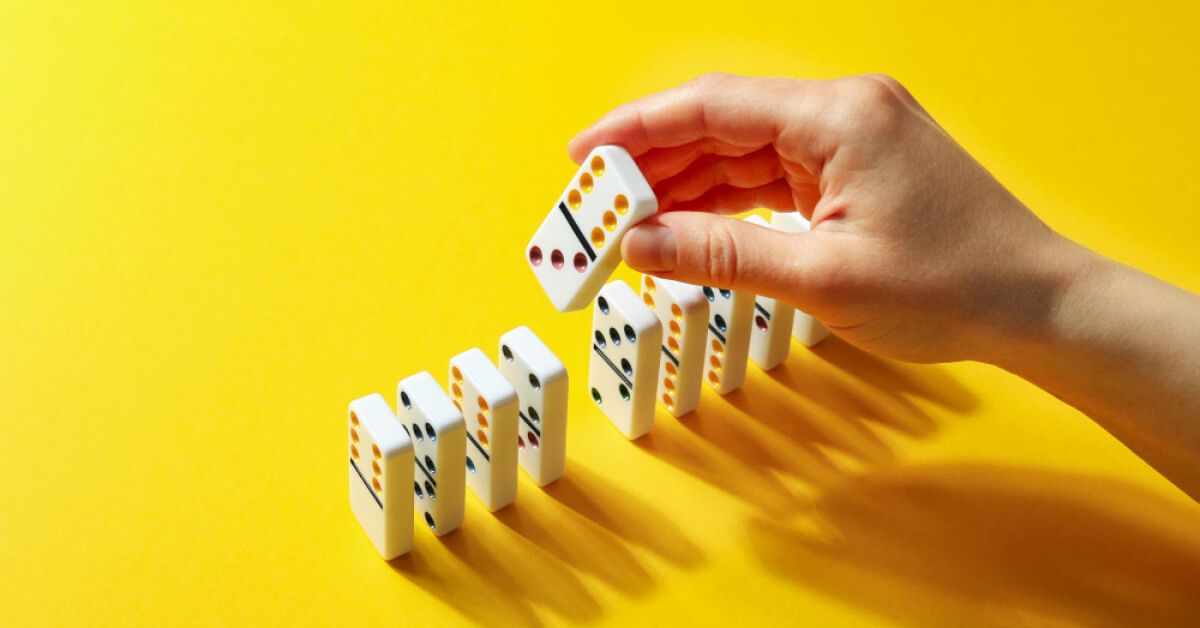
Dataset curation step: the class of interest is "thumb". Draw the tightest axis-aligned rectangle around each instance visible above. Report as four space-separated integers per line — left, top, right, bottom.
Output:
620 212 826 306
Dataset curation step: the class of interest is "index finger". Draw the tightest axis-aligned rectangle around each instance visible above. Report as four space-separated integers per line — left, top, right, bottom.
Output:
567 73 829 167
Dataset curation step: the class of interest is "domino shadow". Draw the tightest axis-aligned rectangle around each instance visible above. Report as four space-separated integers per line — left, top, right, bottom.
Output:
636 338 961 516
390 504 602 627
745 464 1200 627
538 464 704 571
633 398 839 519
766 339 945 442
810 336 980 416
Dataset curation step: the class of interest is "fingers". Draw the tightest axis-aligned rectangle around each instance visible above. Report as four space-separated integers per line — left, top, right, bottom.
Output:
636 139 763 185
568 74 826 165
620 211 830 305
665 180 800 214
655 147 784 209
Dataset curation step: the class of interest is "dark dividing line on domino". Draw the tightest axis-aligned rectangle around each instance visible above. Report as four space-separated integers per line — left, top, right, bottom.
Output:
755 302 771 319
593 343 633 389
519 411 541 438
661 345 680 367
350 458 382 509
558 201 596 261
415 459 437 487
466 431 492 463
708 323 727 344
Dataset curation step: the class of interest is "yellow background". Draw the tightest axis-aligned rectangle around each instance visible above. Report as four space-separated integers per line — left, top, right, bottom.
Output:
3 1 1200 626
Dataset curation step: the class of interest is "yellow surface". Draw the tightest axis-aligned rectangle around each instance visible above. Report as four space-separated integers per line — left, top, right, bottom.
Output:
3 2 1200 626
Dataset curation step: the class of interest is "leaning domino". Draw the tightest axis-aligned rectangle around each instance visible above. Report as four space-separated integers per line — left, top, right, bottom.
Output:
589 280 662 439
526 145 658 312
348 393 414 559
701 284 755 394
498 326 568 486
640 275 708 416
745 215 796 370
770 211 831 347
398 372 466 536
450 349 519 512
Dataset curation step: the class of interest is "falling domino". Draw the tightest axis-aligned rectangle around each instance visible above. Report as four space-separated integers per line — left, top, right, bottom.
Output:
525 145 658 312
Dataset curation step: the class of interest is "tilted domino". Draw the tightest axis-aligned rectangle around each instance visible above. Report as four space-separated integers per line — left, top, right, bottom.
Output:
450 348 519 512
769 211 831 347
640 274 708 416
398 372 466 536
589 280 662 439
498 326 568 486
745 215 796 370
526 146 657 312
348 393 414 559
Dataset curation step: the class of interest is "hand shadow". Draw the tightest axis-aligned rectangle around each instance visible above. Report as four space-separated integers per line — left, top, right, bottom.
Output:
747 464 1200 627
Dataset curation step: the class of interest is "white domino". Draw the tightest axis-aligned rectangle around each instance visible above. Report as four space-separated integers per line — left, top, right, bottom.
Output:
498 326 568 486
639 275 708 416
348 393 414 559
588 280 662 439
449 349 519 512
700 284 755 394
398 372 466 536
745 215 796 370
526 145 658 312
770 211 831 347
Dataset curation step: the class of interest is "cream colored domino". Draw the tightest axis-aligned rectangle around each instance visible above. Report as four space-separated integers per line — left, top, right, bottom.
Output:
770 211 831 347
348 393 414 559
398 372 465 536
450 349 519 512
588 280 662 439
525 145 658 312
745 215 796 370
640 274 708 416
498 326 568 486
701 284 755 394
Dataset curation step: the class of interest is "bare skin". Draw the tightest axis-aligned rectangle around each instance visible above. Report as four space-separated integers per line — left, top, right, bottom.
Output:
568 73 1200 501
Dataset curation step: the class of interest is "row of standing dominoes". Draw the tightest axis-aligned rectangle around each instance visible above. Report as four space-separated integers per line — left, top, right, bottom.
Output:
348 326 567 559
587 212 829 440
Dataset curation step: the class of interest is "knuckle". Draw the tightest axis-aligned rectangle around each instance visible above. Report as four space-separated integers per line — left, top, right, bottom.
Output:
830 76 904 133
690 72 733 93
703 221 740 287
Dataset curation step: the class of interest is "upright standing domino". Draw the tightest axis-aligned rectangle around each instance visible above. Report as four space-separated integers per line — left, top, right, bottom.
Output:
526 146 658 312
497 326 568 486
449 349 519 512
770 211 831 347
348 393 414 559
745 215 797 370
589 280 662 439
398 372 466 536
701 284 755 394
640 275 708 417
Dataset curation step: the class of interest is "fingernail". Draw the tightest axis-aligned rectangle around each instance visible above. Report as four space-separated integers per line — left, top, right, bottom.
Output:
622 224 676 272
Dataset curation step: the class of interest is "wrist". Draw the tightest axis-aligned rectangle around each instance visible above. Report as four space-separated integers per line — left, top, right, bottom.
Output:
974 231 1106 372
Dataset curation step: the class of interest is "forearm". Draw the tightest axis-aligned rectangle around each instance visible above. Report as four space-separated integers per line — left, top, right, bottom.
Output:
991 237 1200 500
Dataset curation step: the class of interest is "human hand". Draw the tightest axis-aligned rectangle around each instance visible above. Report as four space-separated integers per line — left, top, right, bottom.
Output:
569 73 1081 364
